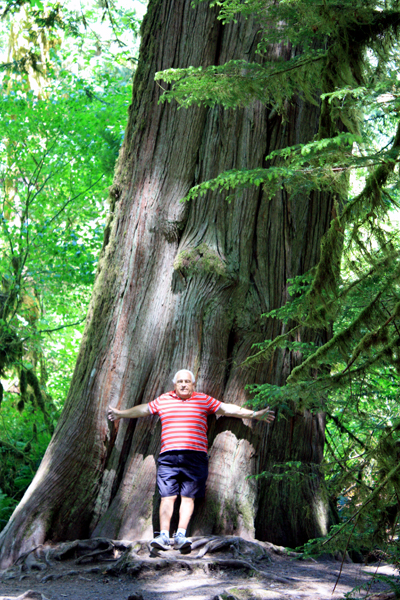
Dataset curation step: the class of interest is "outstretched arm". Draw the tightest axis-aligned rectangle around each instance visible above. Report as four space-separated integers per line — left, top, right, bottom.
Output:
108 403 151 422
216 402 275 422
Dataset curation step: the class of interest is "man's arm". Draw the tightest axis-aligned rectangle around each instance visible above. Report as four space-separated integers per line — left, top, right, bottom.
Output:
216 402 275 423
108 403 151 422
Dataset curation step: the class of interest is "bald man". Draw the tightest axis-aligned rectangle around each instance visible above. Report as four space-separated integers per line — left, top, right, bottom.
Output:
108 369 274 552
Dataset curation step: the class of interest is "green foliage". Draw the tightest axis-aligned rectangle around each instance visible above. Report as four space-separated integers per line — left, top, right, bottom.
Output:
0 67 127 416
0 0 143 527
156 53 326 110
182 132 362 209
365 573 400 598
0 392 53 523
0 489 17 531
246 247 400 549
250 461 315 483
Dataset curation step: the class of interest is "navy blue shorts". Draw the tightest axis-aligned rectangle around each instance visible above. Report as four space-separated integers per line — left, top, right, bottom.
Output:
157 450 209 499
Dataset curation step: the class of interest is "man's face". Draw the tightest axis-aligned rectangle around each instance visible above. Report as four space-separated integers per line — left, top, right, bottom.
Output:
174 371 195 399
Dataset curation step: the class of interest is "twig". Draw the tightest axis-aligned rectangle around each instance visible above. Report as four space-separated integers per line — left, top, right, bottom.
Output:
332 516 359 593
31 174 104 244
36 318 86 336
326 411 366 448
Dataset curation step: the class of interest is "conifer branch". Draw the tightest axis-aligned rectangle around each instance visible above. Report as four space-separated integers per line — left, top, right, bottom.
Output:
287 288 385 382
326 411 366 448
240 325 302 367
324 432 348 472
341 301 400 374
306 118 400 318
321 461 400 546
327 335 400 385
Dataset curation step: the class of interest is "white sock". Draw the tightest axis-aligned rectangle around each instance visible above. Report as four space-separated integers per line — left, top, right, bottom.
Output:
177 528 186 536
161 530 169 538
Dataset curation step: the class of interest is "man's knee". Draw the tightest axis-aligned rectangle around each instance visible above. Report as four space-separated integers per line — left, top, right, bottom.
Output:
180 496 194 505
160 495 177 508
179 496 195 515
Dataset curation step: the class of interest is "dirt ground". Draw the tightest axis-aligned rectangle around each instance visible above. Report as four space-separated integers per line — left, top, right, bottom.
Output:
0 537 397 600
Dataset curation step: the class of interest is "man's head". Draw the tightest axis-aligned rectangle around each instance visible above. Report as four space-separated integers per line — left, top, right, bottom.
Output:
173 369 195 399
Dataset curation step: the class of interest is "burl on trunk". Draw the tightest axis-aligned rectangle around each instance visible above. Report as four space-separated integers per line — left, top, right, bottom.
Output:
0 0 332 568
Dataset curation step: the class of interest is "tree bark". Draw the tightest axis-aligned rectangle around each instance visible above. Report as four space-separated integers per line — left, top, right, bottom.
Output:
0 0 335 567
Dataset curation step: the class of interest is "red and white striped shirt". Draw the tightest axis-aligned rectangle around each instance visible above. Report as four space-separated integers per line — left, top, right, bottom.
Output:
148 391 221 454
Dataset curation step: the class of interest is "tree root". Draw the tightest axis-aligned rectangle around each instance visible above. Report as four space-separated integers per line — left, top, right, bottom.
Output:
44 537 129 562
107 554 293 582
0 538 130 582
75 540 115 564
100 536 297 583
0 536 286 584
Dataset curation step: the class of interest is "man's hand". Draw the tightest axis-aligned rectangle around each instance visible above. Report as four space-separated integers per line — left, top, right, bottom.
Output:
108 406 121 421
107 403 151 422
252 407 275 423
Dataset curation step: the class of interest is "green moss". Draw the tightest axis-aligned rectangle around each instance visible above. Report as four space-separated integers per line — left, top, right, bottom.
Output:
236 499 254 531
174 243 227 278
206 488 256 535
223 498 239 530
207 495 222 533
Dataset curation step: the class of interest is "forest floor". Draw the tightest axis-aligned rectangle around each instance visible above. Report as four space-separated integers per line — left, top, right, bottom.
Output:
0 536 397 600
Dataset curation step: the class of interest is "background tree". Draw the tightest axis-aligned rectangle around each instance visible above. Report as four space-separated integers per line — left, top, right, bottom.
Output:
0 0 142 530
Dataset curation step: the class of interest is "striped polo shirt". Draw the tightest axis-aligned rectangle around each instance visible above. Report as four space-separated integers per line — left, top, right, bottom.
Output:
148 391 221 454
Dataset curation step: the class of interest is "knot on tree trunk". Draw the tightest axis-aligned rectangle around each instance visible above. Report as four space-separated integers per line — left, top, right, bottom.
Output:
174 243 228 279
109 184 122 200
158 219 184 244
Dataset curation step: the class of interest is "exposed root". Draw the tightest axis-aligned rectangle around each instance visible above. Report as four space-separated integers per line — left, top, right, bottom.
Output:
75 540 115 564
191 536 218 550
44 537 129 562
12 547 46 573
99 536 296 583
255 539 300 558
0 538 129 583
0 535 278 584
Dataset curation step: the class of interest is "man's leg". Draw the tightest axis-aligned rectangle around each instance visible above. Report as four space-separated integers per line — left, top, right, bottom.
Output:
159 495 177 532
151 496 177 550
172 496 195 551
178 496 195 530
153 452 179 549
174 452 208 550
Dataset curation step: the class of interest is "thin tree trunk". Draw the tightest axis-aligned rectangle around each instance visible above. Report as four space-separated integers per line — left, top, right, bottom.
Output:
0 0 334 567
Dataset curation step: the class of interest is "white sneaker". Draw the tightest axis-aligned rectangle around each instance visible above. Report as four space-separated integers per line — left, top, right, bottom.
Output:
150 533 170 550
173 532 191 550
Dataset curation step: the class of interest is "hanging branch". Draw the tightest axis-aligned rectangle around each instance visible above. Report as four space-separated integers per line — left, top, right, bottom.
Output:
321 461 400 547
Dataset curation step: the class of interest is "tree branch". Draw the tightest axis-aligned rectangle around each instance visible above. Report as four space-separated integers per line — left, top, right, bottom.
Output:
322 461 400 546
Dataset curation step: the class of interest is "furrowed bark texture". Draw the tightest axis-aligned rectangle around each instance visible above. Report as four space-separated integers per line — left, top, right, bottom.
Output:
0 0 334 567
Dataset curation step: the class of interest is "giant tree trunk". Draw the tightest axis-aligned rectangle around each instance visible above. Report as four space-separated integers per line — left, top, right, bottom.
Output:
0 0 334 567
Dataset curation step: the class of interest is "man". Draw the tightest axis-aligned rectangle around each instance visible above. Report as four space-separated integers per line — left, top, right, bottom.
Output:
107 369 275 552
